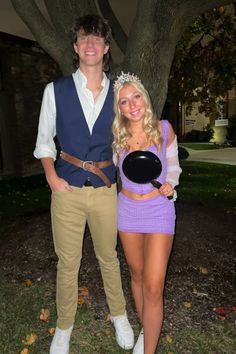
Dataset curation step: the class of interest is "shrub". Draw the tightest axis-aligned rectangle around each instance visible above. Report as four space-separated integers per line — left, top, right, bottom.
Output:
226 117 236 146
185 125 214 142
178 146 189 160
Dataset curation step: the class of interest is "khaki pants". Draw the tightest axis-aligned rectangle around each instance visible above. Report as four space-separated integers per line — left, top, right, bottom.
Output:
51 184 126 329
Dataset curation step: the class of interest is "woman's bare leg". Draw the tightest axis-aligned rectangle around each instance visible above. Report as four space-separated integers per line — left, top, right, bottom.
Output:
119 232 144 321
142 233 174 354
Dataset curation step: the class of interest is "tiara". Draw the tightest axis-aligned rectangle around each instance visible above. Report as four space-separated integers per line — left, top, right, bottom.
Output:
113 71 141 91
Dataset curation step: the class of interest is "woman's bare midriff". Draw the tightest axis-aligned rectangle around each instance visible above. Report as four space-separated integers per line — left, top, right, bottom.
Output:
121 188 160 200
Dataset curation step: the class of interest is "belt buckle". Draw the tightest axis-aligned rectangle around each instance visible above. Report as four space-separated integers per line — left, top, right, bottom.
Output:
82 160 94 171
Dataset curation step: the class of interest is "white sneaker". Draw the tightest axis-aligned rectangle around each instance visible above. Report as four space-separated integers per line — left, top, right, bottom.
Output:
50 325 73 354
111 312 134 350
133 329 144 354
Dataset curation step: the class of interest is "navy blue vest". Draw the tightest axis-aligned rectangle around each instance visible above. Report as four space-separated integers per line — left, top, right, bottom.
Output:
54 75 116 187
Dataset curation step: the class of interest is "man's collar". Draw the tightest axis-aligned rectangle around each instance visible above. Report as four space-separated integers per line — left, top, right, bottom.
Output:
77 68 107 88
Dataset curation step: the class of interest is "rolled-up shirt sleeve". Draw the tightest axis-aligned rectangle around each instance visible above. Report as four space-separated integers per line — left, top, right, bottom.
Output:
33 82 57 161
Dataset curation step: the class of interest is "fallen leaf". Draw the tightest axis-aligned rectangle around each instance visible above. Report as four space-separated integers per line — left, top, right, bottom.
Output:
192 288 208 297
78 286 89 305
39 308 50 322
104 328 111 337
20 349 29 354
78 296 85 305
94 331 102 337
78 286 89 297
48 327 56 336
23 279 33 287
215 306 227 319
22 333 38 345
199 266 208 274
105 314 111 322
183 302 192 309
166 334 173 343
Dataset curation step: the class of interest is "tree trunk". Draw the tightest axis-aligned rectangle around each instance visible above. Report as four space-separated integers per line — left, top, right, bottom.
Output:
11 0 234 107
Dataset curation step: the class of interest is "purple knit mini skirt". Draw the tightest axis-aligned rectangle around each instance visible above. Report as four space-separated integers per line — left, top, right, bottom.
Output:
118 192 176 234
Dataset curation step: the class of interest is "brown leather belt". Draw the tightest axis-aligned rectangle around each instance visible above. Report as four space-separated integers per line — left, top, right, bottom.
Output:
60 151 113 188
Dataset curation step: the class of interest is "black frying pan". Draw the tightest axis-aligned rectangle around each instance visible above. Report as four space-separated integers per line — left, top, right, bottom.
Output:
122 150 173 199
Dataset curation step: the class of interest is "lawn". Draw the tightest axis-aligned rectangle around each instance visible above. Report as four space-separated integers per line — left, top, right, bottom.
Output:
1 161 236 223
178 161 236 212
179 142 226 150
0 162 236 353
0 174 50 224
0 275 235 354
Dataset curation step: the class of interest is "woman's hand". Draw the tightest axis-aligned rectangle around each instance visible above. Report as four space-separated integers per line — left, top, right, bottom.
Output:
159 182 174 198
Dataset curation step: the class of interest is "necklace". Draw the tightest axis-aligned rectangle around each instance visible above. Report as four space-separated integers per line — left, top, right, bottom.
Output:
129 132 148 148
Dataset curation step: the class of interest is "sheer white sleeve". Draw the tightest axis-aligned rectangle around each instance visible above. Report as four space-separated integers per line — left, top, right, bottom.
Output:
166 136 182 188
112 154 118 166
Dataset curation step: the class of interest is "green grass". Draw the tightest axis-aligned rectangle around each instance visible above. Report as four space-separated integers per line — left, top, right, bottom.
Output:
179 143 224 150
0 275 235 354
158 323 236 354
178 161 236 212
0 174 50 223
0 274 122 354
0 275 56 354
1 161 236 224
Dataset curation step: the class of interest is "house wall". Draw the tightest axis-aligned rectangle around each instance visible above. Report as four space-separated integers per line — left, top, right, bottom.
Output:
0 32 60 179
181 89 236 143
181 102 210 136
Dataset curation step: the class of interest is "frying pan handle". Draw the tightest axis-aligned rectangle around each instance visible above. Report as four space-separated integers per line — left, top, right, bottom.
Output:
151 180 173 200
151 180 162 188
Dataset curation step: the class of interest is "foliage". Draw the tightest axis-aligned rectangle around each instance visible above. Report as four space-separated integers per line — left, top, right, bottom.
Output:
178 146 189 160
226 116 236 146
168 5 236 119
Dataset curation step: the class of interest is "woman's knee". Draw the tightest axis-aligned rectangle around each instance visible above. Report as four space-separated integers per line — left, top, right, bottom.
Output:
129 265 143 283
143 280 164 302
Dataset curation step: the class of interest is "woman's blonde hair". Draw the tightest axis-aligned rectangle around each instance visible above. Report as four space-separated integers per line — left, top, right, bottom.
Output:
112 80 162 160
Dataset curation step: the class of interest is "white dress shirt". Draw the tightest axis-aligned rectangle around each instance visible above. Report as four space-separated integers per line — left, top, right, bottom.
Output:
33 68 110 161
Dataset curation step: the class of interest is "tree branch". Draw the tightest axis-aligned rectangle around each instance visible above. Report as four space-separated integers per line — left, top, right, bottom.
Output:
97 0 128 53
11 0 60 57
45 0 98 31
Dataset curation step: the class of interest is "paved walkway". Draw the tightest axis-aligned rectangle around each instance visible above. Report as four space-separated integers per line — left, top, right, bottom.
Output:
184 147 236 166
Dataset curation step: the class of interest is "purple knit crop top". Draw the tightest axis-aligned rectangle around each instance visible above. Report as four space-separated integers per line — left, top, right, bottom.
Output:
118 120 168 194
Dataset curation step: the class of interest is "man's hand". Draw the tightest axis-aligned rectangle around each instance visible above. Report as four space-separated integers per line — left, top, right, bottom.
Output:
47 175 73 192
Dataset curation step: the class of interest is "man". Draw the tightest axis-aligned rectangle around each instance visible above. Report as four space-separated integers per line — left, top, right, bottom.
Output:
34 14 134 354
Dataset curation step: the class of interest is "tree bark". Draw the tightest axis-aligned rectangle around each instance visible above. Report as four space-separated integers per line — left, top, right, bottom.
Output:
97 0 128 53
11 0 98 74
11 0 234 110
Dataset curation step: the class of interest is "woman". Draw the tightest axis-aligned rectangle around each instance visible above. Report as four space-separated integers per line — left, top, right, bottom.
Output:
112 73 182 354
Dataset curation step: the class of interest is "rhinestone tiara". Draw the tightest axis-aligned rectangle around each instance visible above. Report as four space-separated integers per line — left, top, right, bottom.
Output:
113 71 141 91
